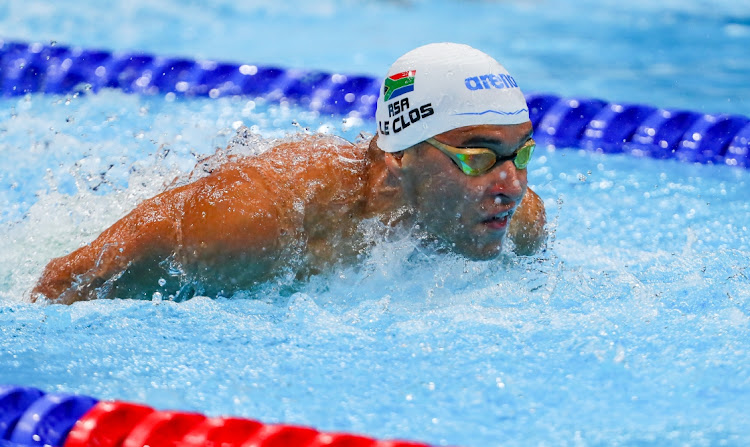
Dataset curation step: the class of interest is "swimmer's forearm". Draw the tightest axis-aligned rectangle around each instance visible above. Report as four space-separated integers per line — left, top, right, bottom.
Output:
31 242 133 304
31 194 181 304
509 188 547 255
31 244 101 304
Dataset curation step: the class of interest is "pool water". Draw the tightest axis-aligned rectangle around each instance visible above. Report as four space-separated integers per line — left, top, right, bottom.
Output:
2 1 750 446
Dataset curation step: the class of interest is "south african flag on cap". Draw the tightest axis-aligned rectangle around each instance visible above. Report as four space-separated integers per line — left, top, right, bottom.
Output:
383 70 416 102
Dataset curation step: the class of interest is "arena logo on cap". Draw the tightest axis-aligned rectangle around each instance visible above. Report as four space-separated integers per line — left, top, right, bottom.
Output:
383 70 416 102
464 73 518 91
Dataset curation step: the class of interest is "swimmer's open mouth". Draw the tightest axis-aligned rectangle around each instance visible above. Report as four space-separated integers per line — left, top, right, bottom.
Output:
482 210 513 229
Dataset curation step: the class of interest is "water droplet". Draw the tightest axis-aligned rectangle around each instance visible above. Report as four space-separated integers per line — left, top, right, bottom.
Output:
158 278 166 287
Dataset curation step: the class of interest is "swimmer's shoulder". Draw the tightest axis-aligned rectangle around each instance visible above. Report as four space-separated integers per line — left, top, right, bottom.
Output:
271 133 364 161
218 133 363 169
262 133 369 183
184 133 370 200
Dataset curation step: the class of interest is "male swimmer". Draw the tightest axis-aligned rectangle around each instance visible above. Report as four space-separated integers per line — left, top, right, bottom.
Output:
31 43 546 304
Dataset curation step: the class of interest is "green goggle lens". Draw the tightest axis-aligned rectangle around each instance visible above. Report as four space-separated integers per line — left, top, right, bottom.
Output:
426 137 535 176
513 141 534 170
454 152 497 176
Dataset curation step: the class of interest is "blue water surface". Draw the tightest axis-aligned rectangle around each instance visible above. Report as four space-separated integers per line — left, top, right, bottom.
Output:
1 1 749 446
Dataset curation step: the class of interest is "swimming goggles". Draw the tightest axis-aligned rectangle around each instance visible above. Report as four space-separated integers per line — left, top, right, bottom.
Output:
425 137 535 176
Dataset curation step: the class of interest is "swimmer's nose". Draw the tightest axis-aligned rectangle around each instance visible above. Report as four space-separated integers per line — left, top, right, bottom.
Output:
486 160 525 203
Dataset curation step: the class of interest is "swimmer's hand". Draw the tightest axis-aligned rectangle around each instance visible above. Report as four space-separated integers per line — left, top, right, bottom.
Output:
31 246 108 304
508 187 546 255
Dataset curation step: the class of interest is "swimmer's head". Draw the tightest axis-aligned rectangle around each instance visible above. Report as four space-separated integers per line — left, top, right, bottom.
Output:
375 43 529 153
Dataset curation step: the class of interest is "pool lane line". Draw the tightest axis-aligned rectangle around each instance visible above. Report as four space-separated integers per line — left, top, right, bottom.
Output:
0 385 432 447
1 39 748 168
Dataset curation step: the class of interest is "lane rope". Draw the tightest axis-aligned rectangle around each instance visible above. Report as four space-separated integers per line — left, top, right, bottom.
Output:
0 385 431 447
1 39 748 168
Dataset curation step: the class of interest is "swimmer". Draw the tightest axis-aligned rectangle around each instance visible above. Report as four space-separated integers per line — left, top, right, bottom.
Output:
31 43 547 304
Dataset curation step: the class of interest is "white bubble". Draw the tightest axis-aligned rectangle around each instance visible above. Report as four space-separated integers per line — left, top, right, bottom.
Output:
239 64 258 75
317 124 334 134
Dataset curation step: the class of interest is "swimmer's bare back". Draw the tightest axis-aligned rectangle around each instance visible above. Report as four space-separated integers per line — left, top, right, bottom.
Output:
31 135 373 304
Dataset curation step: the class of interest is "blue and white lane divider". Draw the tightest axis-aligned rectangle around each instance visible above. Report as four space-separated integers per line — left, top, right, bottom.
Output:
1 39 749 168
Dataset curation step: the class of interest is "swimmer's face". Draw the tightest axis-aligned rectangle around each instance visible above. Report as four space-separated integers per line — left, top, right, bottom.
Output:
396 122 533 259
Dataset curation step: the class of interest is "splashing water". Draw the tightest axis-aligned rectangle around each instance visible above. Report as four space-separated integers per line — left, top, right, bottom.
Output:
1 73 749 447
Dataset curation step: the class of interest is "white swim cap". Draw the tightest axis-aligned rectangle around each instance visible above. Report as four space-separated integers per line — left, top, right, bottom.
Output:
375 43 530 153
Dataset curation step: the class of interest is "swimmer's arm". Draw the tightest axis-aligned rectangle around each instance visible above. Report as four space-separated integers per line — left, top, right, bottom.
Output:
177 169 283 289
33 163 286 304
508 187 547 255
31 190 185 304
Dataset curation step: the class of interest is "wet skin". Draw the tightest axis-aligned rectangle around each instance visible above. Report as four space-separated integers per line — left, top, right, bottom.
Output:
31 124 546 304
